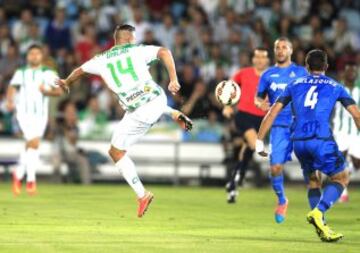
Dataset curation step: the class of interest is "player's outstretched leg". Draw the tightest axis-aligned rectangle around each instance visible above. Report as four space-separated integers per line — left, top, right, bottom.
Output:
109 146 154 218
270 164 288 223
307 171 348 242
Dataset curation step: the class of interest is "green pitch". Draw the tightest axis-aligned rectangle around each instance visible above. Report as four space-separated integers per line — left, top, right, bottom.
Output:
0 184 359 253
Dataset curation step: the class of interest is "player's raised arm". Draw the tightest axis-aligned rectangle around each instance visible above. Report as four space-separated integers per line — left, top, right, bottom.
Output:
157 47 180 95
56 67 86 93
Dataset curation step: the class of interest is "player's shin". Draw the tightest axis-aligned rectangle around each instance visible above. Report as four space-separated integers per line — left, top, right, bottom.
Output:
115 154 145 198
239 148 254 185
316 182 344 213
270 172 286 205
307 188 321 209
26 148 39 182
15 149 27 180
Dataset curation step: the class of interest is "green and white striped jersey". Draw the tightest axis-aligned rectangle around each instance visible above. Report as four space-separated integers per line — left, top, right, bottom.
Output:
333 86 360 136
81 44 163 111
10 66 58 118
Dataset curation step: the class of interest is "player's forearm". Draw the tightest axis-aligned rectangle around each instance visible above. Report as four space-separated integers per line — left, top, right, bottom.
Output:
348 105 360 130
64 67 85 87
254 97 263 107
255 96 269 111
257 103 282 140
6 86 16 102
43 87 64 97
158 48 178 81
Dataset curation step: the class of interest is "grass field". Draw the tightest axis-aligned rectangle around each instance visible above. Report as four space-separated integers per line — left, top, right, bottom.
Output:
0 184 359 253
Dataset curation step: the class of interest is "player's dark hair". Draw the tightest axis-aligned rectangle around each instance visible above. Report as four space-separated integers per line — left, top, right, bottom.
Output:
27 44 43 53
113 24 136 42
114 24 135 32
252 47 269 57
305 49 328 71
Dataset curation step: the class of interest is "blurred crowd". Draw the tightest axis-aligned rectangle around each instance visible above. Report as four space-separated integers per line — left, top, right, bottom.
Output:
0 0 360 142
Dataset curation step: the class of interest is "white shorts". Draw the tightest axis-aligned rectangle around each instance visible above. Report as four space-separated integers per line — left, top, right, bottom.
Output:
334 133 360 159
111 92 167 150
17 114 48 141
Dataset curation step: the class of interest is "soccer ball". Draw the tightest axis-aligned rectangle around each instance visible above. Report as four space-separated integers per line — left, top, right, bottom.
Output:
215 80 241 106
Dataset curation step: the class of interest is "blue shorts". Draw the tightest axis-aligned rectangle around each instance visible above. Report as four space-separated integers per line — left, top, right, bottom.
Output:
293 139 345 177
269 126 293 165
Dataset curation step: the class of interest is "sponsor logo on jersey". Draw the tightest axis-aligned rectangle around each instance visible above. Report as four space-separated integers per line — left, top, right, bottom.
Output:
270 74 280 77
270 82 287 91
293 77 307 85
126 90 145 102
289 71 296 78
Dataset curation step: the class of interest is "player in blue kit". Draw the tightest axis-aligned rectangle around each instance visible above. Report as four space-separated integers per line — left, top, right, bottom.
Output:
256 49 360 242
255 37 307 223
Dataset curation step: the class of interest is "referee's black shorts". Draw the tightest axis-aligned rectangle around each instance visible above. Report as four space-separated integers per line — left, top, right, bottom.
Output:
234 110 263 136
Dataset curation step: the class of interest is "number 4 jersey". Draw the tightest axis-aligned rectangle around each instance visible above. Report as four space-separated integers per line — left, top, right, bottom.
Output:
277 74 356 140
81 44 163 111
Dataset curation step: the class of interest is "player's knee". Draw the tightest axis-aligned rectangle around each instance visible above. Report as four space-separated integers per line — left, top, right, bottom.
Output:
108 146 125 163
270 164 283 176
26 138 40 149
308 172 321 188
331 170 350 187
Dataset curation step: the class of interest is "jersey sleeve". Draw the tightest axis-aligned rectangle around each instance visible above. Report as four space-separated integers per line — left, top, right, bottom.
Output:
276 84 292 106
337 85 356 107
81 56 101 75
9 69 23 87
141 45 161 65
232 70 242 87
256 72 268 98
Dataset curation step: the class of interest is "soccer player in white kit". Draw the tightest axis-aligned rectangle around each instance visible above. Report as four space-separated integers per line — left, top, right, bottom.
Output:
57 24 188 217
6 44 63 195
332 63 360 202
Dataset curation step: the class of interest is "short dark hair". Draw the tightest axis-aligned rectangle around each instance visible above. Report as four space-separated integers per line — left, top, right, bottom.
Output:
252 47 268 56
114 24 135 32
27 44 42 53
305 49 328 71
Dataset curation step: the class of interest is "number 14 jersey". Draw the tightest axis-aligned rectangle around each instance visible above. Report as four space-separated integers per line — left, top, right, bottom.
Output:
81 44 163 111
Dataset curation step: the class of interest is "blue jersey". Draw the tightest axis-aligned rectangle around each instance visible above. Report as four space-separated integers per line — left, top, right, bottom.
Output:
257 63 307 126
277 74 356 140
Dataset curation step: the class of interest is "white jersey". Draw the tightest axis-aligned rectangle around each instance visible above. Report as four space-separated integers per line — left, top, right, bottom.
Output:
333 86 360 136
81 44 163 111
10 66 58 119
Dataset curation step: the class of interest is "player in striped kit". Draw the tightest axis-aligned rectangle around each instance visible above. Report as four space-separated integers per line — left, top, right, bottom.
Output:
56 24 192 218
332 62 360 202
6 45 63 195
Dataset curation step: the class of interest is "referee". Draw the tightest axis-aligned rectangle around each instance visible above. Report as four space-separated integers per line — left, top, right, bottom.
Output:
223 47 270 203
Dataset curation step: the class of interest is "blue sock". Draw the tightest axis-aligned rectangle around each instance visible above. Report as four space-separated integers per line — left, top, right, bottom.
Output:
308 188 321 209
271 174 286 205
317 182 344 213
